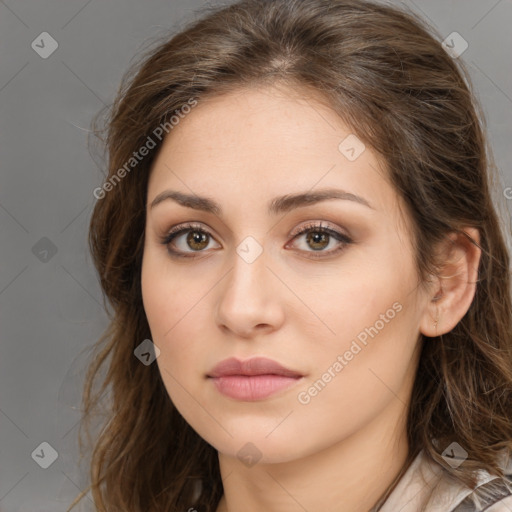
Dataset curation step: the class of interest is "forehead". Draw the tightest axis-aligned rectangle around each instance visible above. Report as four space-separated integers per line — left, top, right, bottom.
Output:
147 84 406 228
158 84 349 157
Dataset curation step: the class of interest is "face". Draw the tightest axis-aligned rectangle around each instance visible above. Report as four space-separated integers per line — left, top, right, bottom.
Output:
141 84 431 464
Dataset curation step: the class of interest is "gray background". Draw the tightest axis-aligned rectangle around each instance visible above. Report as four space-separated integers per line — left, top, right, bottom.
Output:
1 0 511 510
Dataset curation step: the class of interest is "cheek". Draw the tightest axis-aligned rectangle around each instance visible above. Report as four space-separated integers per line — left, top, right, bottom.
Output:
295 247 421 403
295 298 420 441
141 252 202 339
141 254 211 383
303 289 414 385
297 260 411 354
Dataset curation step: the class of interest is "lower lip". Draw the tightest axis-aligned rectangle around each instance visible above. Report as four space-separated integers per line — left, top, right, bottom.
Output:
209 375 302 401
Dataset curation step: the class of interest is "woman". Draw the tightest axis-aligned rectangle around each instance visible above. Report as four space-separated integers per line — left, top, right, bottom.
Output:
71 0 512 510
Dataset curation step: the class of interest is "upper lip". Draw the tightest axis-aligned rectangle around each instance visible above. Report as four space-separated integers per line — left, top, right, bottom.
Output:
207 357 303 378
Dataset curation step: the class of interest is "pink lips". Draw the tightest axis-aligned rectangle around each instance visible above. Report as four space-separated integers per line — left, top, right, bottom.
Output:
207 357 304 401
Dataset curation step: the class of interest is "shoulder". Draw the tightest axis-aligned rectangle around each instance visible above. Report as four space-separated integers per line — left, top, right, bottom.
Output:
486 495 512 510
481 495 512 511
448 471 512 512
379 448 512 512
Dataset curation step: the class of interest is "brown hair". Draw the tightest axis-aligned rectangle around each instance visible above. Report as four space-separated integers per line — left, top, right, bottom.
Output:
70 0 512 510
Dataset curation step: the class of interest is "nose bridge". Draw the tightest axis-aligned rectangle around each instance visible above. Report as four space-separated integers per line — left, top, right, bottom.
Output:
224 237 269 305
215 236 284 336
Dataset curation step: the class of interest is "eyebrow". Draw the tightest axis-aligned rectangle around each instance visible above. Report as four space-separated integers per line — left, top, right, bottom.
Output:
149 188 374 215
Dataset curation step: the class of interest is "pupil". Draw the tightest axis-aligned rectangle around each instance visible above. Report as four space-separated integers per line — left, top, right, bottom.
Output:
307 231 328 250
187 231 208 250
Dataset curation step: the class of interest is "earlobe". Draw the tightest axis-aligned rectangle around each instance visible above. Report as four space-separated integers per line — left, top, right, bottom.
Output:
420 227 481 338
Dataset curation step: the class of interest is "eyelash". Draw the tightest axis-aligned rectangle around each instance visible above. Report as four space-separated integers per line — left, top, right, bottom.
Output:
160 221 353 259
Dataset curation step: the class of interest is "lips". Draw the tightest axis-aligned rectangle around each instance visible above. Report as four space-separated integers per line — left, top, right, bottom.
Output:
207 357 304 400
207 357 303 378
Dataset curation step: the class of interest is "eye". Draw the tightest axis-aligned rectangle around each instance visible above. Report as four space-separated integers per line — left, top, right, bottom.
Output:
160 221 353 259
160 222 221 259
285 221 353 258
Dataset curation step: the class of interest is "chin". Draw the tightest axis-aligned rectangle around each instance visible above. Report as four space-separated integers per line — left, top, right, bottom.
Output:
194 423 309 465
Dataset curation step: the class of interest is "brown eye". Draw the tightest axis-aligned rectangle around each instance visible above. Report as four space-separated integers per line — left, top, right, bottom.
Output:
161 221 352 260
186 230 209 251
161 223 221 258
305 231 330 251
287 221 353 258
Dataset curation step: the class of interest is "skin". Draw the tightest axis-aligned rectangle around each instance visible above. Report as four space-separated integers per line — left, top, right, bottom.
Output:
141 84 481 512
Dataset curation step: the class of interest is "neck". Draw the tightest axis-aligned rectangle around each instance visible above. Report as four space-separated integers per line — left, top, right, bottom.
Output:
215 394 411 512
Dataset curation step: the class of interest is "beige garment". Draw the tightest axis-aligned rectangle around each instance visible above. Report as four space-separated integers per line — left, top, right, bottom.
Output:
378 449 512 512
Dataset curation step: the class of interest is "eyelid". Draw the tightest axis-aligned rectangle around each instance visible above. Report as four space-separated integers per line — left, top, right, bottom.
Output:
161 220 352 258
164 221 213 239
285 221 352 258
161 222 220 247
288 220 350 240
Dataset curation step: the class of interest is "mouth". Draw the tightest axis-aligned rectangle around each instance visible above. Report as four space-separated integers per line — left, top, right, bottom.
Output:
206 357 304 401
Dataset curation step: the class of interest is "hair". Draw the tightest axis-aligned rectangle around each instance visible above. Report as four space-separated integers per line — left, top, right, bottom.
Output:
69 0 512 510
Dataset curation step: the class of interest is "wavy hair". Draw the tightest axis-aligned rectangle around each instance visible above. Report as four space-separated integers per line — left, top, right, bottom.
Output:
69 0 512 510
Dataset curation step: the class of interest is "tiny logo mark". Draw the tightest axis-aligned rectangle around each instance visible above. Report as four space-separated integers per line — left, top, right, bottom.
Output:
32 237 58 262
134 339 160 365
236 236 263 264
338 134 365 161
31 32 59 59
236 442 262 468
441 441 468 469
442 32 468 59
31 441 59 469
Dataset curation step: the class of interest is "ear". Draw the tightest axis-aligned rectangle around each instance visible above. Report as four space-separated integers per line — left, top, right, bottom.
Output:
420 227 481 338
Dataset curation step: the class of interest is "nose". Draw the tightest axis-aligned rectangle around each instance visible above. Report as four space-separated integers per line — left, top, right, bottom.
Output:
214 246 285 339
